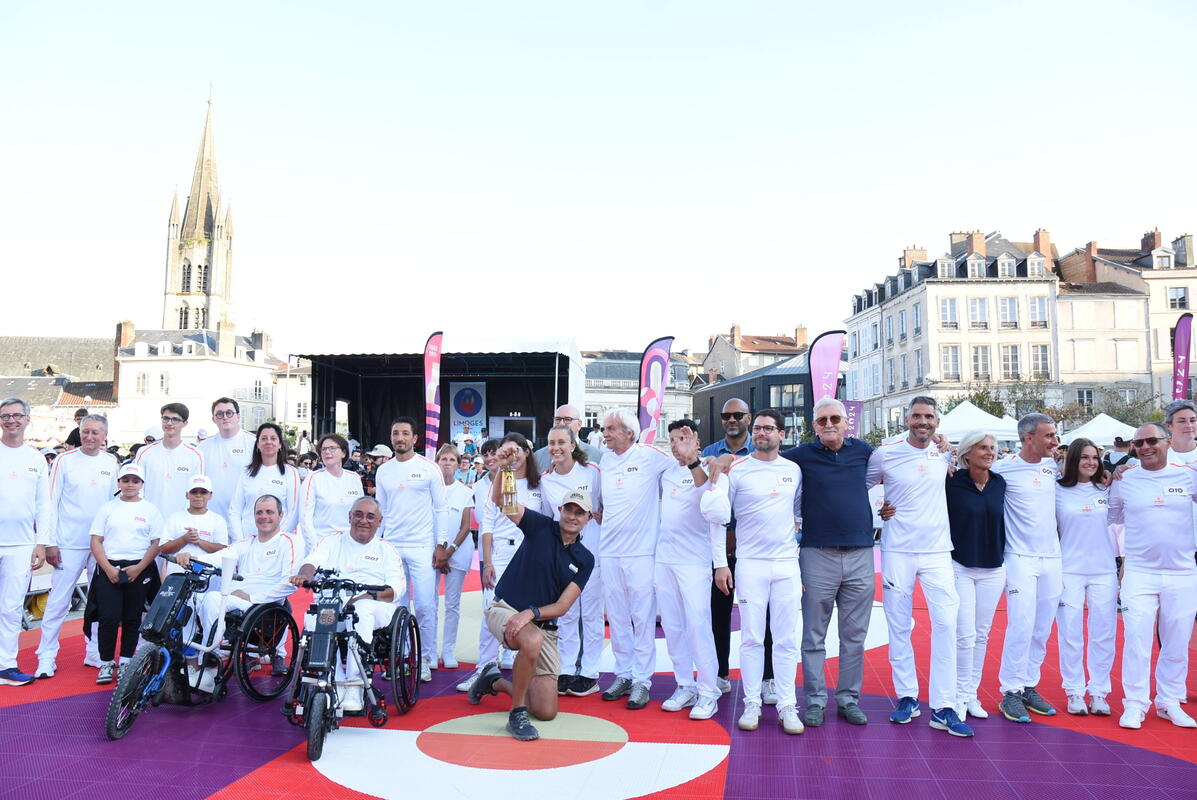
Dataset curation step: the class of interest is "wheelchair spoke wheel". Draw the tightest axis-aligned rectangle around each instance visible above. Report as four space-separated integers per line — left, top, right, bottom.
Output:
104 648 164 740
306 690 330 761
389 607 421 714
234 604 299 702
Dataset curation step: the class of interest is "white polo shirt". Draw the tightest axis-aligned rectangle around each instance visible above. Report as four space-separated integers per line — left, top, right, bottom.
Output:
443 480 475 571
1108 463 1197 574
865 438 953 554
47 448 117 549
599 444 672 557
1055 482 1116 575
375 454 447 548
991 456 1061 557
701 455 801 563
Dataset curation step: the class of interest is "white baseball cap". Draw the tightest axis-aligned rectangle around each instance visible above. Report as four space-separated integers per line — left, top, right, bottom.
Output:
188 475 214 493
117 463 145 481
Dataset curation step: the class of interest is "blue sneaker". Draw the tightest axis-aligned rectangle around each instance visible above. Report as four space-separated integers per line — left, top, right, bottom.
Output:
0 667 35 686
930 706 975 737
889 696 920 724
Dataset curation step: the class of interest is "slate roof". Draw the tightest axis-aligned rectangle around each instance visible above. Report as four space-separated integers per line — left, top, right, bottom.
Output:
0 337 113 380
1058 282 1146 295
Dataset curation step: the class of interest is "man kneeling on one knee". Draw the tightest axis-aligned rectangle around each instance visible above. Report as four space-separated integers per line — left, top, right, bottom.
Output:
468 441 596 742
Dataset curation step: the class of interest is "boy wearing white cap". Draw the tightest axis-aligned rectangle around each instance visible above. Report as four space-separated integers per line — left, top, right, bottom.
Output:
159 475 229 578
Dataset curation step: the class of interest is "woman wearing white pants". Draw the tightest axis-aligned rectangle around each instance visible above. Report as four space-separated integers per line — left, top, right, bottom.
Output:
434 445 474 669
1055 438 1117 716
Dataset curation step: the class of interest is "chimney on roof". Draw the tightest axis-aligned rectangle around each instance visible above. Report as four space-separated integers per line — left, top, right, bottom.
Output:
950 231 969 249
217 314 236 358
795 325 809 349
900 246 927 269
250 329 270 353
707 368 718 384
116 320 135 349
966 231 986 257
1080 241 1099 282
730 324 742 348
1033 228 1051 257
1173 234 1193 267
1142 228 1163 252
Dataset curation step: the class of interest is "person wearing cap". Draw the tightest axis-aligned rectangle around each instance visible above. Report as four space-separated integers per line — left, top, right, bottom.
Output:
299 434 364 554
64 408 89 449
197 398 258 522
36 414 117 678
88 463 164 684
134 403 204 520
362 444 392 498
158 474 229 576
467 440 595 742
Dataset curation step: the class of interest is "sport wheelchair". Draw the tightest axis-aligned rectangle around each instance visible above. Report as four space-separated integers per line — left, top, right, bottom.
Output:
281 569 421 761
104 554 299 740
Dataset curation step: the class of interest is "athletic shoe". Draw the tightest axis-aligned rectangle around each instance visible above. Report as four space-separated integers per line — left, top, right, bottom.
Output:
506 707 540 741
557 675 572 695
999 691 1031 723
456 666 484 692
1158 703 1197 728
761 678 780 706
420 659 432 683
35 659 56 679
626 683 650 710
83 653 103 669
930 706 974 737
965 698 988 719
662 687 699 712
1066 695 1088 715
568 676 600 697
498 649 515 670
889 696 920 724
442 656 459 669
779 706 804 735
803 704 825 727
737 701 761 731
838 703 868 725
271 658 288 678
96 662 116 685
467 663 501 705
0 667 35 686
690 698 718 720
602 677 633 702
1020 686 1056 716
716 676 732 695
1089 695 1111 716
1119 708 1144 729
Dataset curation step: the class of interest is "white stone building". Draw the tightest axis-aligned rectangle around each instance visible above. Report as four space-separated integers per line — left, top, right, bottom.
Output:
582 350 693 442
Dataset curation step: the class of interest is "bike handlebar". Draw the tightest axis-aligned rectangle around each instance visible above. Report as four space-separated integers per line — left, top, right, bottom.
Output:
301 573 389 594
161 553 242 580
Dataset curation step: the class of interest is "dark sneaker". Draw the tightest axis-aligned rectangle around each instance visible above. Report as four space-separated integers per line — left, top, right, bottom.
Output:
467 662 501 705
506 706 540 741
1020 686 1057 716
889 696 920 724
837 703 868 725
602 677 633 701
626 683 650 710
930 706 974 737
568 676 600 697
999 691 1031 723
803 704 825 727
0 667 35 686
557 675 572 695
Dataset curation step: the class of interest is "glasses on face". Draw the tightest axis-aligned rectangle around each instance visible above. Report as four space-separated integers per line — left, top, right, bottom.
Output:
0 413 27 422
752 425 779 433
815 415 843 426
554 416 577 423
319 445 342 453
721 412 748 421
350 510 380 522
1133 436 1165 448
161 416 184 425
213 410 237 419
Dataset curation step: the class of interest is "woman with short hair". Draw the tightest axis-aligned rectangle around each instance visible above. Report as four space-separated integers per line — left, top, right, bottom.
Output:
298 434 364 554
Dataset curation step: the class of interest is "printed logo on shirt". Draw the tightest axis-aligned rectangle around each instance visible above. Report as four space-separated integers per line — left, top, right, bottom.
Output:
1168 486 1187 495
348 489 361 496
134 516 147 523
176 466 192 472
364 554 380 562
568 563 578 573
271 478 285 486
232 449 245 455
26 466 38 474
1031 477 1041 487
409 473 424 480
777 475 794 485
265 547 278 557
1154 496 1165 506
625 466 639 473
1081 504 1093 514
681 478 693 486
100 470 112 476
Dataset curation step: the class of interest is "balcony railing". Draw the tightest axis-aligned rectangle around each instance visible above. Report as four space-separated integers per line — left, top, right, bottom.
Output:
971 321 989 329
943 372 961 381
1030 320 1047 328
941 321 958 329
1001 322 1018 329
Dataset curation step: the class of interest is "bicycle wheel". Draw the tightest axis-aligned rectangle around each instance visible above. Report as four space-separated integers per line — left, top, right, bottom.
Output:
390 608 421 713
234 603 299 702
104 648 164 740
306 690 330 761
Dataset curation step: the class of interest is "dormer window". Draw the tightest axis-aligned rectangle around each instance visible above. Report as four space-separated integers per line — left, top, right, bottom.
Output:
1157 255 1173 268
967 257 986 279
235 346 247 360
133 342 149 358
157 341 172 357
1028 258 1046 277
937 259 954 278
183 342 196 356
997 257 1015 278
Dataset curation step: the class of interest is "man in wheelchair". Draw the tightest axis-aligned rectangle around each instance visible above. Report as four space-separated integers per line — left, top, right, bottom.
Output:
289 496 406 711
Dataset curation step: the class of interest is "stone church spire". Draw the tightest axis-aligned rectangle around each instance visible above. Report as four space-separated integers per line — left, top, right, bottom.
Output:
180 100 219 240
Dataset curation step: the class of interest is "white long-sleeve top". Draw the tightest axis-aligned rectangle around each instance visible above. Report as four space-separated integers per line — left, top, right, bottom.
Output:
220 531 298 602
658 463 723 568
700 455 801 565
90 498 164 560
197 429 258 519
480 478 544 567
305 532 407 597
375 454 447 548
1107 463 1197 574
540 461 603 554
991 456 1061 557
0 441 52 547
227 464 302 543
443 480 475 571
47 448 118 549
599 444 673 557
865 438 953 554
133 440 205 518
1055 482 1117 575
299 468 364 554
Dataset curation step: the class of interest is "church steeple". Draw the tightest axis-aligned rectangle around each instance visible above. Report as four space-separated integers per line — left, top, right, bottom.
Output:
180 101 220 240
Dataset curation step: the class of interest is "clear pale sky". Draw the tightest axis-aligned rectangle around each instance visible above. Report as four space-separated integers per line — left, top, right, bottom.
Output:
3 1 1195 358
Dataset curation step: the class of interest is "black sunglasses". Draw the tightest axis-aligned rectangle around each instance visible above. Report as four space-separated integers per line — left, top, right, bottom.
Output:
720 412 748 421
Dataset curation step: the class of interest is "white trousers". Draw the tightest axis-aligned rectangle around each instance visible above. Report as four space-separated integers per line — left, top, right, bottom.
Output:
437 567 467 661
602 555 657 687
735 557 800 710
1057 571 1119 698
476 556 510 666
199 591 251 642
394 544 437 663
654 561 719 701
953 562 1005 704
0 545 33 670
36 547 98 662
881 550 959 710
1120 569 1197 712
998 553 1063 694
557 560 605 678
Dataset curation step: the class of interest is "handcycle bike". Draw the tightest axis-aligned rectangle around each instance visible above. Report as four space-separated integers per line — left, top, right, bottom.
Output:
104 554 300 740
280 568 421 761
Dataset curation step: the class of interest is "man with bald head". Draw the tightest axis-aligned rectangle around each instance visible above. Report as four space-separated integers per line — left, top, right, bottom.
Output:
534 405 603 472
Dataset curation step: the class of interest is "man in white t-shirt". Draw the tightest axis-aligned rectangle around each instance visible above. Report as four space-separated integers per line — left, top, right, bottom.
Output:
197 397 258 521
991 412 1063 723
1108 423 1197 730
135 402 204 519
866 396 970 737
453 423 475 455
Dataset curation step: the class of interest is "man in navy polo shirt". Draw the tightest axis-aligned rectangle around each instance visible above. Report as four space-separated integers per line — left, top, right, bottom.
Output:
781 397 875 728
469 443 595 742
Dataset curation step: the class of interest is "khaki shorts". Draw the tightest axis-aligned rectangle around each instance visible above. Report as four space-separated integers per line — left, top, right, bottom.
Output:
485 600 560 677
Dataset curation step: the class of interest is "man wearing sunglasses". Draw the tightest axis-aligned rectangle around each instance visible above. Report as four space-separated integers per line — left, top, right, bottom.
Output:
198 397 258 521
134 403 204 519
780 397 873 728
1109 423 1197 730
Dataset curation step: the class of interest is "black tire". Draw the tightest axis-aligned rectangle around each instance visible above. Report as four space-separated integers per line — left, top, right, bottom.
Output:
307 690 329 761
104 648 163 740
390 608 421 714
234 604 299 702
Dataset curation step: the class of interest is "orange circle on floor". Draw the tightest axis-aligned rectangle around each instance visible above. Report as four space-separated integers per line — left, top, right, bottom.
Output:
416 712 629 770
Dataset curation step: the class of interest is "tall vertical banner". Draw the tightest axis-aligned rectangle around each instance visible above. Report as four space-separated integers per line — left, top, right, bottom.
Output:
844 400 863 437
1173 313 1192 400
637 336 674 445
806 329 846 408
423 331 444 459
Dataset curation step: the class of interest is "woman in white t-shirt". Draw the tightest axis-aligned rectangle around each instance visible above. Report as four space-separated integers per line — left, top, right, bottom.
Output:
299 434 364 554
1055 438 1118 717
433 445 474 669
228 423 301 543
1165 400 1197 465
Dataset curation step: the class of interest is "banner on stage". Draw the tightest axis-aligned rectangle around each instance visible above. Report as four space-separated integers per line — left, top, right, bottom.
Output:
1173 313 1192 400
806 330 845 406
423 332 443 459
449 382 487 437
637 336 674 445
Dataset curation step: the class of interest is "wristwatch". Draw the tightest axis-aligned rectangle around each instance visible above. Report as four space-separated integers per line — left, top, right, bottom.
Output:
530 606 541 620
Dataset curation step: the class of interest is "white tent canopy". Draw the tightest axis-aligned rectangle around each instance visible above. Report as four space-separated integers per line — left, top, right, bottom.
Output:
1060 413 1136 447
936 400 1020 442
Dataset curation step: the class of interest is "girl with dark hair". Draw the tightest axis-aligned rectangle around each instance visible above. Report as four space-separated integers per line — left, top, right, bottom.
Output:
227 423 301 542
298 434 364 554
1054 437 1117 717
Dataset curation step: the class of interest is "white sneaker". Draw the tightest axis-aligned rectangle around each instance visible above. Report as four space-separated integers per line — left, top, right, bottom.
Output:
690 697 718 720
340 684 365 712
35 658 56 679
1158 703 1197 728
779 705 805 735
1089 695 1111 716
761 679 780 706
1119 708 1145 729
420 659 432 683
662 687 699 712
83 653 103 669
737 701 761 731
442 656 459 669
964 698 988 719
716 676 731 694
456 667 483 692
1067 695 1088 715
